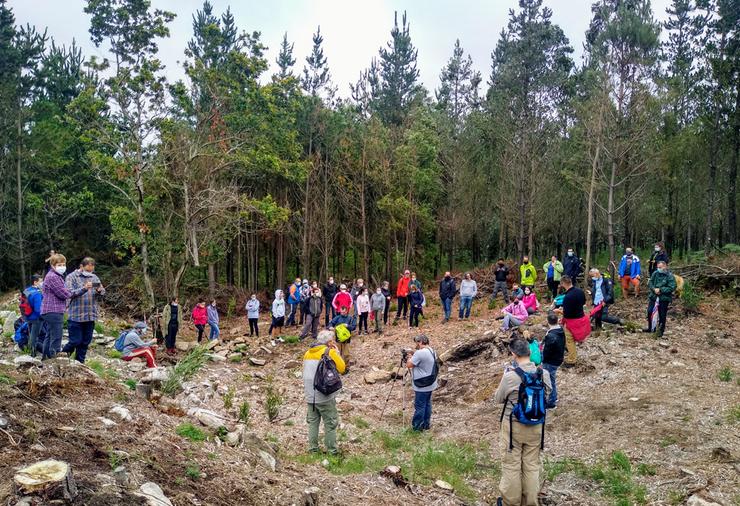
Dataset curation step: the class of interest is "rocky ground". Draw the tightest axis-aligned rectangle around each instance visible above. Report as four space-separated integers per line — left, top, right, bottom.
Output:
0 291 738 506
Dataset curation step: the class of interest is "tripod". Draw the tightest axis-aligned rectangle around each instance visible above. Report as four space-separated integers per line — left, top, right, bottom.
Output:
380 354 409 425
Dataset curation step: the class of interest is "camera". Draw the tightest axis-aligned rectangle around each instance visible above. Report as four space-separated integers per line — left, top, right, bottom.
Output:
401 348 413 361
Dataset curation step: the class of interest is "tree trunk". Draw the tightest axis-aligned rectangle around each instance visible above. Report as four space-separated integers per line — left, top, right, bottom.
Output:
134 164 155 308
16 107 26 288
727 80 739 245
208 263 216 299
607 160 617 266
585 142 601 281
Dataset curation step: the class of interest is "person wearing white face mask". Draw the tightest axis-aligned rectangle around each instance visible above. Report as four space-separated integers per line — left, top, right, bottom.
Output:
644 261 676 337
563 248 582 282
40 253 92 359
246 294 260 337
63 257 105 363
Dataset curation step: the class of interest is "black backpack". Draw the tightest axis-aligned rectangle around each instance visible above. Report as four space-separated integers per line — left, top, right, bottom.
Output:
313 348 342 397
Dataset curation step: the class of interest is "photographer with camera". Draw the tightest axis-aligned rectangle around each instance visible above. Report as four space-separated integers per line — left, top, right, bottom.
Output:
405 334 439 432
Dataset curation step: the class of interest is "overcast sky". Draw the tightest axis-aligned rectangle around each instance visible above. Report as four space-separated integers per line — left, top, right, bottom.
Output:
9 0 673 97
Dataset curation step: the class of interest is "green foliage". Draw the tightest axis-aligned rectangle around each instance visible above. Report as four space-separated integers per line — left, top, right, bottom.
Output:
87 359 118 380
351 416 370 429
108 449 126 470
123 378 137 390
681 281 702 312
107 349 123 359
238 401 251 426
226 297 236 319
718 366 734 382
185 463 201 480
223 386 235 410
0 373 15 385
162 346 208 396
728 405 740 424
176 423 206 442
281 335 300 344
265 381 283 422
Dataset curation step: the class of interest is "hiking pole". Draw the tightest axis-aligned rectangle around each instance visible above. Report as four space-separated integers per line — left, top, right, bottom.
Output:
379 353 407 420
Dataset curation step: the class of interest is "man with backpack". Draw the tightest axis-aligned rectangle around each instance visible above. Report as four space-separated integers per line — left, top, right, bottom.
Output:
21 275 43 357
302 330 345 455
494 338 552 506
406 334 439 431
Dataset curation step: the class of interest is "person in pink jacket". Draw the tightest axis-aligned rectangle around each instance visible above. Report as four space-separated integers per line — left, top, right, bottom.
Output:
522 286 540 315
500 294 529 331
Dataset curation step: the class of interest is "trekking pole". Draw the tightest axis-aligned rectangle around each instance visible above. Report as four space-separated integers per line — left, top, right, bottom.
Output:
379 354 406 420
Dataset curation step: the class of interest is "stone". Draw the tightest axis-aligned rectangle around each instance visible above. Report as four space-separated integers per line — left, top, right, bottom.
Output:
232 338 247 345
628 397 640 402
363 368 393 384
284 360 301 369
384 465 401 474
0 415 8 429
109 406 132 422
228 353 243 361
136 382 153 399
14 460 77 501
187 408 231 431
138 367 169 383
206 353 226 362
135 482 173 506
658 341 670 348
3 311 18 335
321 459 330 468
259 346 273 355
686 496 723 506
249 357 266 366
97 417 117 428
126 360 145 373
205 339 220 350
435 479 454 491
670 361 686 368
112 466 129 486
225 431 241 447
241 432 279 472
175 340 196 352
14 356 42 369
229 327 241 336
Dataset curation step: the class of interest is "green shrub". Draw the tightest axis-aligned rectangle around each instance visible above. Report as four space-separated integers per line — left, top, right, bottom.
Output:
185 463 201 480
87 359 118 379
281 335 300 344
123 379 137 390
681 281 702 312
265 382 283 422
107 349 123 359
238 401 251 425
223 386 235 410
718 366 734 382
227 297 236 319
162 346 208 396
176 423 206 442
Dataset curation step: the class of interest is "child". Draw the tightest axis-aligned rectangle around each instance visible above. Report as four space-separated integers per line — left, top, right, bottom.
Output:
381 281 392 324
523 330 541 365
500 294 528 331
192 300 207 343
522 287 540 314
371 287 387 334
246 294 260 337
541 312 565 408
408 284 423 328
269 290 285 337
356 287 371 335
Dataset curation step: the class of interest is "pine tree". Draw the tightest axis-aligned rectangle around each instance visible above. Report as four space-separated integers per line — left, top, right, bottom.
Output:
301 26 334 99
275 32 296 80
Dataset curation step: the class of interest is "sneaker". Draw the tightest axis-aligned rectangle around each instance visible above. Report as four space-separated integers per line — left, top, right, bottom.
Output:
641 328 653 333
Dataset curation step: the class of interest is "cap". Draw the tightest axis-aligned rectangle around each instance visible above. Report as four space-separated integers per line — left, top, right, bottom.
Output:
134 321 148 330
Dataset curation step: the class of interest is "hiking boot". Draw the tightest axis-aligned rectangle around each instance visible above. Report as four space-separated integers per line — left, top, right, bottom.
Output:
562 362 576 369
641 328 653 333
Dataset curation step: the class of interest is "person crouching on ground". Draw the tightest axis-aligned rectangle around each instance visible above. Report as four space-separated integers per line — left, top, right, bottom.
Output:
121 321 158 369
407 334 438 431
494 338 552 506
522 287 540 315
303 330 345 455
500 294 528 332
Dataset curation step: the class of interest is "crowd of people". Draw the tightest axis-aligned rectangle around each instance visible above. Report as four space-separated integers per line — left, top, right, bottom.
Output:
10 242 680 506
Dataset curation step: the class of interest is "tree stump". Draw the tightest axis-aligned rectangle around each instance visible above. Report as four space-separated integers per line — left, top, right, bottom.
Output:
14 460 77 501
303 486 320 506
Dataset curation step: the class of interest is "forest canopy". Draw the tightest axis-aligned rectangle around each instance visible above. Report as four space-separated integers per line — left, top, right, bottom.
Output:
0 0 738 308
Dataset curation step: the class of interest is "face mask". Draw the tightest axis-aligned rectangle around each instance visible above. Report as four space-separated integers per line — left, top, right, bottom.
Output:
376 290 382 295
55 265 66 275
567 251 573 256
591 276 598 281
172 302 178 306
37 282 43 289
654 247 660 252
329 279 334 284
626 251 633 256
498 262 504 266
444 275 450 280
251 295 256 300
411 277 416 281
658 268 667 274
523 260 529 264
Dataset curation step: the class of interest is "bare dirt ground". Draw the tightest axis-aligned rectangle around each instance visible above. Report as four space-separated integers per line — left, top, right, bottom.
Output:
0 290 738 506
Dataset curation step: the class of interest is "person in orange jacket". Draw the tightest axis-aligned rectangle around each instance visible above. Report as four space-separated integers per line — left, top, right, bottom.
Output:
192 299 208 343
394 270 412 321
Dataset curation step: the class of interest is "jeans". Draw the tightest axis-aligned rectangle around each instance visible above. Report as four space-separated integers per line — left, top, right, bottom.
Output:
324 302 336 327
248 318 259 336
647 298 670 334
412 391 433 431
492 281 510 303
358 312 368 333
459 296 473 319
195 324 205 342
165 321 178 349
41 312 64 359
502 313 522 331
441 297 452 320
373 309 384 333
547 279 559 299
286 303 298 326
383 299 390 324
395 296 408 318
307 400 339 453
409 306 421 327
28 319 43 357
592 304 621 328
208 322 220 340
63 320 95 363
542 363 559 407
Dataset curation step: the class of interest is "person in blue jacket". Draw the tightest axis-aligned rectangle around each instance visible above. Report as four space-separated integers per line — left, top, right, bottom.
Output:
23 275 44 357
618 247 641 298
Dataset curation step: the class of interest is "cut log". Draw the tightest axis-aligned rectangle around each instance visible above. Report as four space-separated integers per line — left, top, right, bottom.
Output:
439 334 500 363
14 460 77 501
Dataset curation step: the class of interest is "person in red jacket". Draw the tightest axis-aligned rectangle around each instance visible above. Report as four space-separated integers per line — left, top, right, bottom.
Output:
331 284 353 315
192 299 208 343
394 270 412 321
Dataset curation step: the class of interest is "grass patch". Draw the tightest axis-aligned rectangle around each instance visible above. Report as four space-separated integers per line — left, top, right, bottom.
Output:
223 386 235 410
123 379 137 390
238 401 251 425
636 463 656 476
351 416 370 429
281 335 300 344
162 346 209 396
87 359 119 379
728 405 740 424
176 423 206 442
0 373 16 385
108 449 126 470
659 436 677 448
718 366 734 382
185 463 201 480
107 349 123 359
668 490 686 505
229 354 242 363
265 380 283 422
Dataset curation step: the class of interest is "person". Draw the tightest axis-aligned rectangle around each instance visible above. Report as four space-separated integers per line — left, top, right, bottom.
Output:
395 270 412 321
510 283 524 301
589 269 621 329
41 254 90 360
563 247 581 282
521 287 540 315
458 272 477 320
371 287 386 334
541 312 565 409
500 294 529 331
207 300 220 340
543 256 564 300
408 284 423 328
62 257 105 364
192 300 208 343
381 281 392 325
494 338 552 506
555 276 589 367
300 288 323 340
162 297 182 354
409 272 422 292
269 290 286 337
492 259 511 303
519 257 537 290
121 321 158 369
618 247 641 298
287 278 302 326
329 306 356 366
323 276 339 326
23 275 43 358
246 294 260 337
331 284 352 315
648 242 669 276
644 260 676 338
350 278 365 314
438 271 457 323
524 331 541 366
406 334 438 431
356 287 370 335
299 279 311 325
303 330 346 454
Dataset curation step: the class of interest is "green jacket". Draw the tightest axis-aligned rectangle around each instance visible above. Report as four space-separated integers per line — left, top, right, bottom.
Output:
648 270 676 302
520 263 537 285
162 303 183 326
542 260 564 282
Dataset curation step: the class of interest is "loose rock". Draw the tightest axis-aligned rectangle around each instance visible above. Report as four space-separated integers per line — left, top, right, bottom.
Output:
135 482 173 506
435 479 454 491
249 357 266 366
109 406 132 422
14 356 42 369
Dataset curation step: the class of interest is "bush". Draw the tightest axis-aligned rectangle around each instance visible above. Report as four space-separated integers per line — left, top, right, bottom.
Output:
162 346 209 396
265 382 283 422
281 335 300 344
185 463 201 480
223 386 235 410
681 281 702 313
718 366 734 382
238 401 251 425
226 297 236 319
123 379 137 390
107 349 123 359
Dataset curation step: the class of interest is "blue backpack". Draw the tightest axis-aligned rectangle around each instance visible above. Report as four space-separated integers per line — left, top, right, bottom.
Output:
114 330 129 353
500 367 547 450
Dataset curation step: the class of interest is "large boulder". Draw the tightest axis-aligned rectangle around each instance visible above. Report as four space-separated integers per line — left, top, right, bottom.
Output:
14 356 42 369
187 408 232 431
2 311 18 335
363 367 394 384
